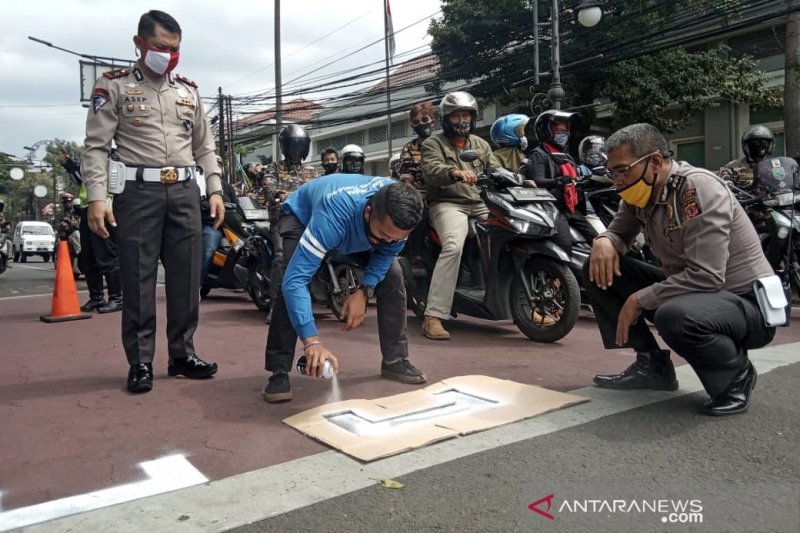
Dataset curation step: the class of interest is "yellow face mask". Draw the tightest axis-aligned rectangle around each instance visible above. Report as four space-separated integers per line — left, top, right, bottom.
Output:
616 156 655 208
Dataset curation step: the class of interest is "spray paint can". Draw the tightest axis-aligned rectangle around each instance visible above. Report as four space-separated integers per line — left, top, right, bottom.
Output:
296 355 335 379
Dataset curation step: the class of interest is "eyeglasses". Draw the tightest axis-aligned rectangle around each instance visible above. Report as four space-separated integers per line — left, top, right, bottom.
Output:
610 151 659 178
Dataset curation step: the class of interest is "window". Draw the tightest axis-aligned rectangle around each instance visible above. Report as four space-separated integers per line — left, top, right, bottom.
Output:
368 126 387 145
773 132 785 157
320 132 365 154
749 106 782 124
676 141 705 168
391 120 408 140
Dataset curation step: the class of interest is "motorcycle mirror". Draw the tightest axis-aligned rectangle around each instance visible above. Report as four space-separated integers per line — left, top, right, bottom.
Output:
460 150 481 163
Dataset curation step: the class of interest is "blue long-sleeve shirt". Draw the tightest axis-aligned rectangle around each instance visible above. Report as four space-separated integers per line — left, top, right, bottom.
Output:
282 174 405 339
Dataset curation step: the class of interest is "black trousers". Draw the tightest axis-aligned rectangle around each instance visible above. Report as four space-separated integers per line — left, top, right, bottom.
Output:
565 210 598 243
264 214 409 374
78 207 121 301
113 180 202 365
582 255 775 395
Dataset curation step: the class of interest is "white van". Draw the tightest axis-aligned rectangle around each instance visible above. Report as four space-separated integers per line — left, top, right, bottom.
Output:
12 221 56 263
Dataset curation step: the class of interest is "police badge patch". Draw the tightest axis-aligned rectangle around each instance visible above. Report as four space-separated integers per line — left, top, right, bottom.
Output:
92 88 110 113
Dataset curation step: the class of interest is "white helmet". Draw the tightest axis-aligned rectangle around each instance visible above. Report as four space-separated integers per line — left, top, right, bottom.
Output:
341 144 365 174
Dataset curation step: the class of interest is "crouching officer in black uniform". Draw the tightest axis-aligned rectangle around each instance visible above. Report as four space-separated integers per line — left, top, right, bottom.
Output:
584 123 776 416
82 10 224 393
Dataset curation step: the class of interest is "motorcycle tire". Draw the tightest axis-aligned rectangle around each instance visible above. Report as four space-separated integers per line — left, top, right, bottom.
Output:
246 263 272 312
327 264 362 322
509 257 580 343
13 251 20 262
398 257 426 318
20 253 27 263
41 253 51 263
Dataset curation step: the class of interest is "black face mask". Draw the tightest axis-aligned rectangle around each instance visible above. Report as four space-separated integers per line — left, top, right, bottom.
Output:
413 123 432 139
322 162 338 175
363 208 397 248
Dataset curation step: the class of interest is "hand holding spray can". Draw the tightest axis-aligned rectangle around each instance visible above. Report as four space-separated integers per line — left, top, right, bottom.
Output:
296 355 335 379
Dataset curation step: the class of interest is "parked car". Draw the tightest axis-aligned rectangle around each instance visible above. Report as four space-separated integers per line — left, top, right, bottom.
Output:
12 221 56 263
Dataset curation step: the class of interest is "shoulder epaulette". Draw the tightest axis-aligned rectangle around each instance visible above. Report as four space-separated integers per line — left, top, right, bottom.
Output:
175 74 198 88
103 68 130 79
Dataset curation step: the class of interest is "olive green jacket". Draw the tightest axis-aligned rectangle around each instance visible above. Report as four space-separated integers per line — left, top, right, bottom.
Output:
421 132 499 205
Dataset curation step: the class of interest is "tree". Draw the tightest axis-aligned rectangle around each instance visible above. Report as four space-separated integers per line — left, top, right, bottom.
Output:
430 0 788 132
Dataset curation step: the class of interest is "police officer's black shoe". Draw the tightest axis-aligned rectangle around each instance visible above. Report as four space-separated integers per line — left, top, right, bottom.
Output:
702 361 757 416
167 354 218 379
97 299 123 314
593 349 678 391
263 373 292 403
127 363 153 393
80 298 105 312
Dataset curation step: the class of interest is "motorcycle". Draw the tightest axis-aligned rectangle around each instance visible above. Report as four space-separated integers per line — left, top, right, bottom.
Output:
729 156 800 304
308 251 366 322
201 196 274 312
0 231 8 275
400 151 581 343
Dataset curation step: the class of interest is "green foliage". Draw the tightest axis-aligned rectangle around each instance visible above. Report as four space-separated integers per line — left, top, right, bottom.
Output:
429 0 780 132
601 45 782 132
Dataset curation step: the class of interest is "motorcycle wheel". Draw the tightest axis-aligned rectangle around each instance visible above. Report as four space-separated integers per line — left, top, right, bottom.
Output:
20 253 27 263
398 258 426 318
509 257 580 343
327 264 362 322
0 256 5 274
247 264 272 312
41 253 51 263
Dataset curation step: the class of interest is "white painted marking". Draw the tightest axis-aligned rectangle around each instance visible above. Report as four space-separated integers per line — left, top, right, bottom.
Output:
0 454 207 532
17 342 800 533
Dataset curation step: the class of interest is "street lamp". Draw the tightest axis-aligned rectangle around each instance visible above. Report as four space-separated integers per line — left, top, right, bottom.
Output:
534 0 604 110
23 141 56 221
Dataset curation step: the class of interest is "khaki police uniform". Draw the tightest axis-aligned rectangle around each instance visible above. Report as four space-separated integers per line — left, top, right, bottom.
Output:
81 63 222 366
586 160 776 395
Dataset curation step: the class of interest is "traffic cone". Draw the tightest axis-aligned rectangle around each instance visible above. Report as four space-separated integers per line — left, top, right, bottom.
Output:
40 240 92 323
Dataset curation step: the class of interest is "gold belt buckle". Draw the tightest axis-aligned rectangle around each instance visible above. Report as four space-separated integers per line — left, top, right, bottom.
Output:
160 167 178 184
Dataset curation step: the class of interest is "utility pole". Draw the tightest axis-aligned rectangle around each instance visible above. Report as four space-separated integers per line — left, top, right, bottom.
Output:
218 86 226 176
384 1 393 158
785 12 800 158
274 0 283 163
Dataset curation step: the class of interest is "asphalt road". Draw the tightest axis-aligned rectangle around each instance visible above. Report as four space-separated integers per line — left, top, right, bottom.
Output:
0 257 67 298
231 362 800 533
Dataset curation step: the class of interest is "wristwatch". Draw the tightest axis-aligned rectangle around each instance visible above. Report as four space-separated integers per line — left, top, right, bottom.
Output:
358 283 375 299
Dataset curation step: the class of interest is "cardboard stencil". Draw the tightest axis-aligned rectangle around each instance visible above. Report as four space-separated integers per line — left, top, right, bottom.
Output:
283 375 588 462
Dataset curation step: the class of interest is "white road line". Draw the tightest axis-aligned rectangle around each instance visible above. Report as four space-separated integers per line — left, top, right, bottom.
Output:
16 342 800 533
0 454 207 532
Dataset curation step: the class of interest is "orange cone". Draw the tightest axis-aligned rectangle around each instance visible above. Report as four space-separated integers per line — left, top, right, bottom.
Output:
40 240 92 323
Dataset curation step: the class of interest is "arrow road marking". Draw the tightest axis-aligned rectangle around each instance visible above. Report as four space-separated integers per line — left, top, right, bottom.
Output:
0 454 207 531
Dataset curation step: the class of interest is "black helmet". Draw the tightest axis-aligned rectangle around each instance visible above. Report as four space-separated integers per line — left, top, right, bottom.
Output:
578 135 606 167
341 144 365 174
533 109 577 144
279 125 311 163
741 125 774 163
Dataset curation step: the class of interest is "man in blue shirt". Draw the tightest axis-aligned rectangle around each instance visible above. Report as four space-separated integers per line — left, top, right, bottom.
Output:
263 175 425 402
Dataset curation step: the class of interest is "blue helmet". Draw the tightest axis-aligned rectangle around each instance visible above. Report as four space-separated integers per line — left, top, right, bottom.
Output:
490 114 530 150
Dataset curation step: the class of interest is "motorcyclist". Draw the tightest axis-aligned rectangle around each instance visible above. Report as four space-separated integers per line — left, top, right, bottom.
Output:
419 91 499 340
341 144 366 174
398 101 434 193
719 125 775 190
525 110 598 244
58 193 81 242
320 148 339 175
389 153 402 180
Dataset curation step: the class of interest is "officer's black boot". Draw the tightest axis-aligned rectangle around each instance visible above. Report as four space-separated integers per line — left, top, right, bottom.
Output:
81 270 105 312
594 349 678 391
98 269 123 314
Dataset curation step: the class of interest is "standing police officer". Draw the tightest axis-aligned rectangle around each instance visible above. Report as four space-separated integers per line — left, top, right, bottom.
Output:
584 123 776 416
82 10 224 393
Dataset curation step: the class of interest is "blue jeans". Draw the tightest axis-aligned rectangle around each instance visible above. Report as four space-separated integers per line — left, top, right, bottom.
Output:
201 224 223 282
